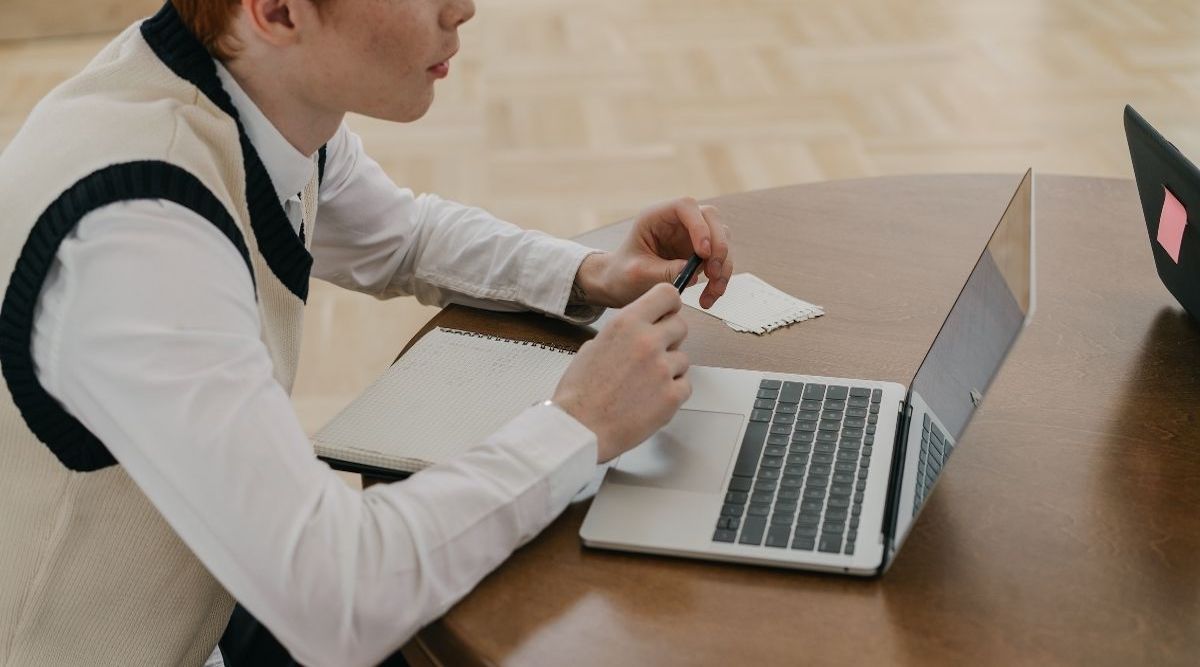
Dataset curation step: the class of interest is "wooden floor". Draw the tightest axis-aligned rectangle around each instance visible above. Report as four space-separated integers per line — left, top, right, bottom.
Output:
3 0 1200 441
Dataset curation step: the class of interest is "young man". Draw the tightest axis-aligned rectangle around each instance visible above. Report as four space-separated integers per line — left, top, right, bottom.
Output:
0 0 733 665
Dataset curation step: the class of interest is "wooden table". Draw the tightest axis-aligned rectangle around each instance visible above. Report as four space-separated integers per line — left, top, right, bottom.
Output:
397 175 1200 666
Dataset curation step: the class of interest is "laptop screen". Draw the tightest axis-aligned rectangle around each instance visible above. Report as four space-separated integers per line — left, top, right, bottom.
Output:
888 170 1035 551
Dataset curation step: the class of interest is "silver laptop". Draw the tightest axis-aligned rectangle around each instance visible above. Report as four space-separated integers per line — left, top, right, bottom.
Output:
581 170 1035 575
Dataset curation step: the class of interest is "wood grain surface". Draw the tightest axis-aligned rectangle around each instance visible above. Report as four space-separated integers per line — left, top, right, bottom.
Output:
399 174 1200 666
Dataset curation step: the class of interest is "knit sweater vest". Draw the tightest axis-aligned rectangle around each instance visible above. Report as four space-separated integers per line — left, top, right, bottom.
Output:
0 4 324 664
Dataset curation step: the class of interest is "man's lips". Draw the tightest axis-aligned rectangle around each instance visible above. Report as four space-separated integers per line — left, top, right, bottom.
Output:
429 49 458 78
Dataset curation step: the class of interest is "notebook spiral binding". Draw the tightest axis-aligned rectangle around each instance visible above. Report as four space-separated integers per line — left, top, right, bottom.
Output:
438 327 579 355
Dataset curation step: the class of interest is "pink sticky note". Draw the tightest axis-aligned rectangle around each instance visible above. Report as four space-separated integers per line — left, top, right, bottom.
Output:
1157 187 1188 263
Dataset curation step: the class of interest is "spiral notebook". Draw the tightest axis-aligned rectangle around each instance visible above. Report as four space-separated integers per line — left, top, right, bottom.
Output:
313 327 575 477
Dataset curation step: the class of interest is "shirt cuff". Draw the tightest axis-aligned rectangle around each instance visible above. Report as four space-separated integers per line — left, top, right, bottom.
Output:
498 403 597 514
521 237 606 325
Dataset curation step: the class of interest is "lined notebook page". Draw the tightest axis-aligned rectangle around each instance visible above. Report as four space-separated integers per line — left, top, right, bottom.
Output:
313 327 574 474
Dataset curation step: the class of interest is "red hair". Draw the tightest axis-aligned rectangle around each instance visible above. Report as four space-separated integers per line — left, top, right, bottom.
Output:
171 0 326 60
171 1 242 60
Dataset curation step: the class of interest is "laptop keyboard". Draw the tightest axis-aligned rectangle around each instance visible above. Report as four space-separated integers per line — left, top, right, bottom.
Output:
912 413 951 514
713 379 882 555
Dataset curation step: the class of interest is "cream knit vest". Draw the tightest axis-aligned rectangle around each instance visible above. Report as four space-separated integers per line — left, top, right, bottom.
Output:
0 4 322 664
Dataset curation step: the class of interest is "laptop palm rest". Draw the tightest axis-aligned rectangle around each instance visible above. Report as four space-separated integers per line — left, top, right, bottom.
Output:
608 409 742 494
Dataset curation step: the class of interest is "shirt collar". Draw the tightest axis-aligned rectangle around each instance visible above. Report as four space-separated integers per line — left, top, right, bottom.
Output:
215 61 315 204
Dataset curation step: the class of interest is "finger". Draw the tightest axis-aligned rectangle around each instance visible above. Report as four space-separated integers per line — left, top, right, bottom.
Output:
700 250 733 309
655 311 688 349
699 206 729 280
624 281 682 323
670 376 693 406
664 349 690 379
662 257 693 285
645 197 713 260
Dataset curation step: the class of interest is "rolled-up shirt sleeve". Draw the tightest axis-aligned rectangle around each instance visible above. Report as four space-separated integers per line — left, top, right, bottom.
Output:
311 124 604 323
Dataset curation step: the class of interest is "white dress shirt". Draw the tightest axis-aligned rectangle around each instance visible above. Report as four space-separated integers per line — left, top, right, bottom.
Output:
29 62 601 667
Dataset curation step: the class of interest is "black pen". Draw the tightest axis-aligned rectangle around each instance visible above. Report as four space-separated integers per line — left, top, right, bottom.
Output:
672 253 704 293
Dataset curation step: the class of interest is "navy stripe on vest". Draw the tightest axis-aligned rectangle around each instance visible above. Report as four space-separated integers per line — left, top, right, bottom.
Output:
141 2 315 302
0 161 255 471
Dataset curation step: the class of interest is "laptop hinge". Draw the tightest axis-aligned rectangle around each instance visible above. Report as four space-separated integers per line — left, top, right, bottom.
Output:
876 396 913 575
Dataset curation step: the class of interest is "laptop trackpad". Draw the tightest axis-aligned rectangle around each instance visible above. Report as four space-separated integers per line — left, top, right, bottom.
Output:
609 409 742 494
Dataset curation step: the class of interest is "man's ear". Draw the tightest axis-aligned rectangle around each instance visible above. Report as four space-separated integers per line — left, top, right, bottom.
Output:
238 0 313 48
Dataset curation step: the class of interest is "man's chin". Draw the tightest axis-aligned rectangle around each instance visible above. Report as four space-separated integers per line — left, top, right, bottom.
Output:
359 97 434 124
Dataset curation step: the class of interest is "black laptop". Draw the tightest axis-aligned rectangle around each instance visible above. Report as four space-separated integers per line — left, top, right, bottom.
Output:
1124 105 1200 320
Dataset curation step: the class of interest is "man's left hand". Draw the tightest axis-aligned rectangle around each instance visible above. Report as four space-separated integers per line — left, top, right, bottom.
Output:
575 197 733 309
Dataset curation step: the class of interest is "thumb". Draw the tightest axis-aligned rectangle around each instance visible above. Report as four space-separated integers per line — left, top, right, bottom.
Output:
662 257 691 284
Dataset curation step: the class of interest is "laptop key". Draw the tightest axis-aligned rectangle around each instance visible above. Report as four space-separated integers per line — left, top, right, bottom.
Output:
792 537 816 550
721 504 743 517
725 491 748 504
850 516 860 529
772 412 795 425
794 523 819 536
729 477 753 492
771 424 792 435
781 475 804 488
758 468 781 481
844 544 855 555
796 421 818 433
754 480 778 493
770 513 794 526
713 529 737 543
846 407 868 418
803 384 827 400
848 396 869 408
849 387 870 398
750 409 772 422
733 421 769 478
760 456 783 469
739 517 767 545
751 491 774 504
766 527 791 547
747 504 770 517
819 535 843 553
754 399 775 411
825 385 849 400
765 445 787 457
779 381 805 404
720 517 741 530
871 388 882 403
816 432 838 443
800 399 822 411
814 442 835 454
767 434 789 447
791 431 815 444
757 388 779 401
759 379 782 390
823 399 847 411
869 403 880 414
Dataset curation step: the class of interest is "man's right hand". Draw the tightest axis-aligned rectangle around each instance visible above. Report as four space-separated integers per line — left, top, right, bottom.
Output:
553 282 691 462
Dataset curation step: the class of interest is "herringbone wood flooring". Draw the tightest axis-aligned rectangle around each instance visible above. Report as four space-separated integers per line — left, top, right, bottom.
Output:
2 0 1199 442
